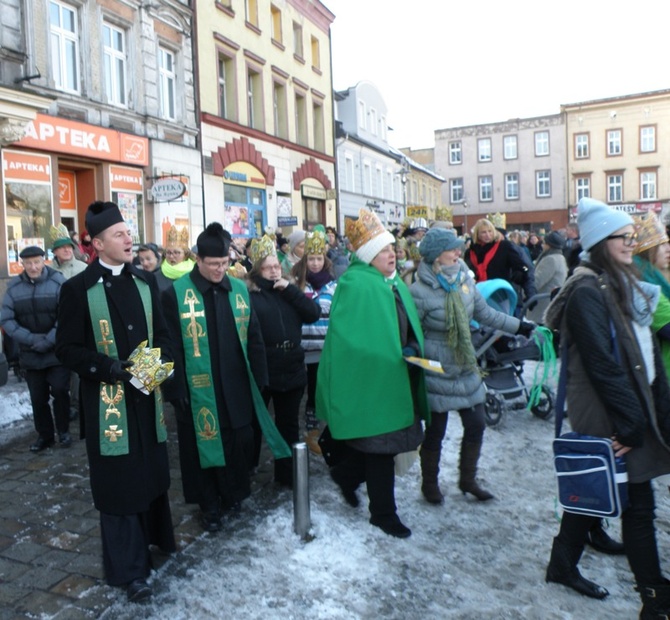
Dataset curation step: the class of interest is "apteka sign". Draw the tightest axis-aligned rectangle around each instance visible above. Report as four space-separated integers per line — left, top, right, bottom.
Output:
151 178 186 202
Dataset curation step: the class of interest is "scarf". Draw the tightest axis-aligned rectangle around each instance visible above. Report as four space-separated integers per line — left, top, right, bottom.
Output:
629 278 659 327
634 256 670 301
161 258 195 280
306 268 333 291
435 263 478 370
469 241 500 282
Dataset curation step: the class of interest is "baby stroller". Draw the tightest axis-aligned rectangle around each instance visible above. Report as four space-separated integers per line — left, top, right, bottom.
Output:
472 279 554 427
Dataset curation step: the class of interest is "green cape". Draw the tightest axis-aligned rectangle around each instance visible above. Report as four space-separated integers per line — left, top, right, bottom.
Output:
316 258 429 439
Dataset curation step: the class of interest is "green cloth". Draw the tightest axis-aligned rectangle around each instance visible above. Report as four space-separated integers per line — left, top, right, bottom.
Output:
316 257 429 440
436 272 477 371
161 259 195 281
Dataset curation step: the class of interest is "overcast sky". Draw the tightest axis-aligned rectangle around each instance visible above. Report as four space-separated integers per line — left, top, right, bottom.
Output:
326 0 670 149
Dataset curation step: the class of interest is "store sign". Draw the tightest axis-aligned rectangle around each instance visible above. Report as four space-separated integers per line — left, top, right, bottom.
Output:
407 206 428 218
301 185 327 200
16 114 149 166
151 177 186 202
2 150 51 183
110 166 143 192
278 216 298 227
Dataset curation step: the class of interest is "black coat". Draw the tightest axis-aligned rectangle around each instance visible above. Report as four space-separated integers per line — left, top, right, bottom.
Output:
248 277 321 391
56 260 172 515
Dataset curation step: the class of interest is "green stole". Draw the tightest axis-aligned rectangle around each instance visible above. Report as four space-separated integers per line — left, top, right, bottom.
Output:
87 276 167 456
174 274 291 468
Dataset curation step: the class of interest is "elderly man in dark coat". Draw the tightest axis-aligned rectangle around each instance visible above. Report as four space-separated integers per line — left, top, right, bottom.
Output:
56 201 175 603
162 223 289 533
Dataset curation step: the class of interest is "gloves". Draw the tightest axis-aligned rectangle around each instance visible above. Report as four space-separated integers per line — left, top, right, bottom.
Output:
402 345 418 357
516 321 536 338
526 299 538 312
32 337 52 353
109 360 133 383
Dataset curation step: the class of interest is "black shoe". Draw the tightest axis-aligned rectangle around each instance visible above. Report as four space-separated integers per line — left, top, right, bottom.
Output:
59 432 72 448
126 578 152 602
30 437 54 452
546 568 609 599
330 468 359 507
200 511 222 533
369 515 411 539
586 523 625 555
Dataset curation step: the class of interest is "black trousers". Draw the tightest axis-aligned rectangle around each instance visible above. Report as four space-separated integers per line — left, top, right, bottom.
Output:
305 362 319 430
25 365 71 439
557 480 662 586
422 403 486 452
100 493 176 586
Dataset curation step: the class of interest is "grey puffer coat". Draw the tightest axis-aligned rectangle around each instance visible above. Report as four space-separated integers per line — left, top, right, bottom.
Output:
410 259 520 412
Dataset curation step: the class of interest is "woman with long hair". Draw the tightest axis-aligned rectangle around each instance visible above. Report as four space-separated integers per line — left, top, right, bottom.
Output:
543 198 670 615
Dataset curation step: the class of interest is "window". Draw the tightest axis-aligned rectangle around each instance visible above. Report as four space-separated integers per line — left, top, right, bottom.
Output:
449 141 462 165
158 47 176 120
218 53 236 121
640 126 656 153
479 176 492 201
245 0 258 27
246 67 263 130
312 100 324 151
536 171 551 197
358 100 366 130
295 92 307 146
380 116 387 141
376 166 383 198
478 138 492 162
640 171 657 200
50 0 79 92
272 81 287 139
535 131 549 156
363 162 372 194
310 35 320 71
576 176 590 201
503 135 517 160
575 133 589 159
607 174 623 202
102 23 126 106
607 130 622 156
505 173 519 200
450 178 464 203
386 170 393 201
369 108 377 135
292 22 303 58
271 5 282 44
345 155 355 192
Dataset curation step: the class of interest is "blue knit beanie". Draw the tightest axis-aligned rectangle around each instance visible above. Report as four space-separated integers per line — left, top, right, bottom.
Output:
419 228 464 263
577 197 633 251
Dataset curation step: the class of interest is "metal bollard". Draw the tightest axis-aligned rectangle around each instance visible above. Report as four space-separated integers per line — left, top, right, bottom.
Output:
292 442 311 539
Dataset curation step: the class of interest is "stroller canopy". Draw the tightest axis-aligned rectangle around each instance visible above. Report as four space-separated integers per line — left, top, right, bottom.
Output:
476 279 518 316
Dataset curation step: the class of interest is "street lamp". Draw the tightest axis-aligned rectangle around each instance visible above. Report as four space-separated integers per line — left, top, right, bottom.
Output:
462 198 469 237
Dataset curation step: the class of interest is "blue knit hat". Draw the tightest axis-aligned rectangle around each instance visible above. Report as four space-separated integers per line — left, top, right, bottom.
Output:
577 197 633 251
419 228 464 263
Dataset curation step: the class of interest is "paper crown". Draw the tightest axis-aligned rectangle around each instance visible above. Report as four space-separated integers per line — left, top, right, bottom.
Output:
345 209 387 252
49 223 74 250
250 234 277 264
127 341 174 395
305 230 327 255
166 225 190 249
396 237 408 251
633 212 669 255
434 206 453 222
264 225 276 240
487 212 506 230
227 262 247 279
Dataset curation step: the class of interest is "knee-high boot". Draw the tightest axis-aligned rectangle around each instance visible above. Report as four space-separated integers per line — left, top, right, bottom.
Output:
637 582 670 619
458 441 494 501
546 537 609 599
420 447 444 504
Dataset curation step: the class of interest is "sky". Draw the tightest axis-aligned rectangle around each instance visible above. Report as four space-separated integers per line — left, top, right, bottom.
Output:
325 0 670 149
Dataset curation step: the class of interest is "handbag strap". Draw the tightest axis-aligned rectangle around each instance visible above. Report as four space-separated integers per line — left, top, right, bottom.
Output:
554 319 620 438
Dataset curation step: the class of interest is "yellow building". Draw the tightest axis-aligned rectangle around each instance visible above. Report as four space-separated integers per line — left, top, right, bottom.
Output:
197 0 336 237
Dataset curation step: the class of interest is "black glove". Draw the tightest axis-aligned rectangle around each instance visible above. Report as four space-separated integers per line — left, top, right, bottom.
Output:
32 337 52 353
526 299 538 312
516 320 536 338
109 360 133 383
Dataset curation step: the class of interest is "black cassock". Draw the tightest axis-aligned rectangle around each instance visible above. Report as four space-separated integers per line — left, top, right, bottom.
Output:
56 260 175 586
162 267 268 514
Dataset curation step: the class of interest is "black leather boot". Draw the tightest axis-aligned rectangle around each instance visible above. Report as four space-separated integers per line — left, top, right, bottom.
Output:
637 582 670 619
458 441 494 501
420 448 444 504
586 520 625 555
546 537 609 600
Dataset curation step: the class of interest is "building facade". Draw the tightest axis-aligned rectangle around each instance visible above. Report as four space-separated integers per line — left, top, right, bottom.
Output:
434 115 568 235
562 89 670 223
197 0 336 238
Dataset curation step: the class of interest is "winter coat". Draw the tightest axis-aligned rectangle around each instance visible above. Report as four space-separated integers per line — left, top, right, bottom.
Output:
52 257 87 280
247 277 320 392
527 249 567 323
544 266 670 483
411 259 520 412
301 279 337 364
1 266 66 370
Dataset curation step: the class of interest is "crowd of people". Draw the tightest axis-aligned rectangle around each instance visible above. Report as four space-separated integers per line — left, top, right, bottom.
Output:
3 198 670 617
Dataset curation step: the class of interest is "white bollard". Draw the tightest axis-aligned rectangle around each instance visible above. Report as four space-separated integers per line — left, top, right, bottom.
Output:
293 442 311 539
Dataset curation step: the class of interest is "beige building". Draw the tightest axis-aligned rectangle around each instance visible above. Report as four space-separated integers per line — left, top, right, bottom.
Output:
399 147 445 224
562 89 670 222
197 0 336 238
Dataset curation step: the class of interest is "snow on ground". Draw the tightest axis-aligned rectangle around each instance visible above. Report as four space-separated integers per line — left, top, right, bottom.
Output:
4 362 668 619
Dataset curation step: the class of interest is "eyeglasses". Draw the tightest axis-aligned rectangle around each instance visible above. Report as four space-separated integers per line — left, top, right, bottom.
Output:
607 232 638 246
201 259 229 270
165 249 184 256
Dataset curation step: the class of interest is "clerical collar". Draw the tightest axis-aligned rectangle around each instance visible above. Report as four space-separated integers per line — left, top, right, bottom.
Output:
384 270 397 283
99 259 125 276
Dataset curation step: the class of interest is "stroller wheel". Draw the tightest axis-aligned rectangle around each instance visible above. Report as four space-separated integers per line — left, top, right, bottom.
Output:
531 385 554 420
484 393 503 427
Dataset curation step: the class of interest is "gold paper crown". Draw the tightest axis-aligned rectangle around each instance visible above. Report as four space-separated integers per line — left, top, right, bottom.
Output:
396 237 408 251
49 223 70 243
345 209 386 252
250 234 277 264
127 341 174 394
227 262 247 279
434 206 453 222
166 225 190 249
487 212 506 230
305 230 327 255
264 225 276 241
633 212 669 255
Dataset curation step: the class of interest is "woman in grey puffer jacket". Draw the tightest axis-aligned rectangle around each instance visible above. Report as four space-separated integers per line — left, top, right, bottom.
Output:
410 228 534 503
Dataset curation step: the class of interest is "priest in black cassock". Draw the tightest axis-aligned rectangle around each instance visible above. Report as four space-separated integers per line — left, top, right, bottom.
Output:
162 223 289 533
56 201 175 603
